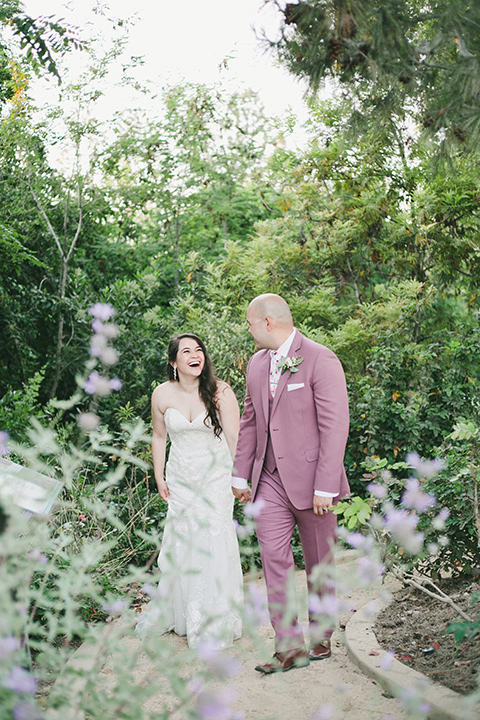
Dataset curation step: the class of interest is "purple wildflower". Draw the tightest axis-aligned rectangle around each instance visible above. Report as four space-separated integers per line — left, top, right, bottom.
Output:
27 548 48 564
244 583 269 626
84 373 121 396
101 599 126 614
84 371 111 396
195 687 238 720
345 531 364 548
233 520 250 540
90 335 119 365
243 499 265 518
406 452 445 478
345 532 374 553
91 318 104 334
196 639 241 678
2 666 37 695
100 347 119 366
90 333 107 357
92 319 119 339
141 583 167 600
357 556 385 585
385 507 419 533
12 701 41 720
88 303 115 321
0 430 10 456
432 507 450 530
0 635 20 661
367 482 388 499
109 377 122 391
401 478 436 512
380 650 395 670
102 323 119 339
311 705 335 720
384 507 424 553
308 593 323 615
77 412 100 432
308 593 347 618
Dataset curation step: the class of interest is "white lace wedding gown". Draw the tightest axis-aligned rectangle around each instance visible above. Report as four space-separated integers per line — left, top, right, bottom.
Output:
137 408 243 649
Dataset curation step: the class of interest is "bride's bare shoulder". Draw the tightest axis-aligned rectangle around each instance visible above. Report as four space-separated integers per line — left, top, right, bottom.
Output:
152 381 177 409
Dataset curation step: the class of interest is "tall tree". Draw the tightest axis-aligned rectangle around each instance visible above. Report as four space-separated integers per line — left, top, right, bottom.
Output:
100 83 281 291
266 0 480 154
0 0 83 103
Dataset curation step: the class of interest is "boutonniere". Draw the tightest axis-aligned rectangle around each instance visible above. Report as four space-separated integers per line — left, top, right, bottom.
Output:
277 355 304 375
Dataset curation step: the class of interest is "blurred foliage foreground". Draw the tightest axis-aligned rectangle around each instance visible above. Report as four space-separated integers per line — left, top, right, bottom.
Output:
0 305 479 720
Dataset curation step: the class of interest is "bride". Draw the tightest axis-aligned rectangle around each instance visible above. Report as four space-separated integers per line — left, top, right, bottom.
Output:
137 333 243 648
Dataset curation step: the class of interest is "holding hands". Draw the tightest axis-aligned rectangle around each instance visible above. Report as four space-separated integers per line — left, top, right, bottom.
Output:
232 486 251 504
313 494 333 516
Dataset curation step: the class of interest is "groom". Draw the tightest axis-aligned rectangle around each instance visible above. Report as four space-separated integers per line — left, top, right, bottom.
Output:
232 293 350 673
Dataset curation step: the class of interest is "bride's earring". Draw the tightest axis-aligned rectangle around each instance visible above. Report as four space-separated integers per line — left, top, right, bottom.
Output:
173 366 177 381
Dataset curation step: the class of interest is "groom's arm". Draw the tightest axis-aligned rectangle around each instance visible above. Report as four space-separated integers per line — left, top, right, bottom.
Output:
312 347 350 496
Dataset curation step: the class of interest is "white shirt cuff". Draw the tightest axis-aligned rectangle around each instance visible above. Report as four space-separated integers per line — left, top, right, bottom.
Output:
232 476 248 490
315 490 339 497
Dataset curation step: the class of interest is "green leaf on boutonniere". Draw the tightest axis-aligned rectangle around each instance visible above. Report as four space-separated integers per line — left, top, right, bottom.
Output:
277 355 304 375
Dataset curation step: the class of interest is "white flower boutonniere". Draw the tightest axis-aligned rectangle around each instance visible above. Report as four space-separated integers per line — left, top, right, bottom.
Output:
277 355 304 375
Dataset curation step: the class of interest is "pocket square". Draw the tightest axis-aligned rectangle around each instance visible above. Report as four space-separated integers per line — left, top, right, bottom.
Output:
287 383 305 391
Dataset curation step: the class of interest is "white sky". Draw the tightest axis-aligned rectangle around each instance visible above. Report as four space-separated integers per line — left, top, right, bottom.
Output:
21 0 313 147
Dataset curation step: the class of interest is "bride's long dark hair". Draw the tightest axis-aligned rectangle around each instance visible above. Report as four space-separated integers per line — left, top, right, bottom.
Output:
167 333 223 438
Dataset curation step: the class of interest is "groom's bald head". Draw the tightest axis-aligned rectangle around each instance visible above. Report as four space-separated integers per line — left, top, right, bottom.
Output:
247 294 294 350
249 294 293 328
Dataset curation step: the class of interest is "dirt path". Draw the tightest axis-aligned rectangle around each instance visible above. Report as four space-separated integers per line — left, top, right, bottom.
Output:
97 556 406 720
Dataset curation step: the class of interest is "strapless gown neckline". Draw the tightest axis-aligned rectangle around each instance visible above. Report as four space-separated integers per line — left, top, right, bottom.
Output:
164 407 207 424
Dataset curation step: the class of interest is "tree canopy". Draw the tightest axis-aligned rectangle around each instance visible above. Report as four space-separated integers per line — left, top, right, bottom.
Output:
0 0 83 103
267 0 480 154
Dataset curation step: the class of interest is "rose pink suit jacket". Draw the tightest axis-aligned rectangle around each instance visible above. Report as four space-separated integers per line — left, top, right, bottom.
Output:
234 330 350 509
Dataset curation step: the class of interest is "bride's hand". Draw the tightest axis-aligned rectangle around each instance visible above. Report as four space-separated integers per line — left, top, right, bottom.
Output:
157 479 170 502
232 486 251 504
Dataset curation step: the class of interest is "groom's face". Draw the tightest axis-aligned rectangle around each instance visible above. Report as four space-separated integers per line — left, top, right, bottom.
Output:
247 306 271 350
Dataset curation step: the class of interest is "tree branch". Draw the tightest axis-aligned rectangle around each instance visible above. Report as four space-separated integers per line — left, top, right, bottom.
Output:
390 565 472 622
28 177 65 260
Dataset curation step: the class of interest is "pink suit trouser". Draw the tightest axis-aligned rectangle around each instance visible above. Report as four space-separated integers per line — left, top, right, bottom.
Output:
255 466 337 652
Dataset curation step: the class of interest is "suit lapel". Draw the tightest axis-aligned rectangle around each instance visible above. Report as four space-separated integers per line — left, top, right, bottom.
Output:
259 351 271 425
272 330 303 415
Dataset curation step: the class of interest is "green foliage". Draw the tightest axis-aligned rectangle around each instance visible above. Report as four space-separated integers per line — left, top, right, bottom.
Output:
361 445 480 580
347 319 480 490
10 13 84 81
269 0 480 155
0 369 45 442
421 419 480 577
447 592 480 643
0 2 84 109
333 495 372 530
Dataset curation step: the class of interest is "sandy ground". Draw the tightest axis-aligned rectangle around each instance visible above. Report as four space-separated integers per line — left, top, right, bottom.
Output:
94 555 407 720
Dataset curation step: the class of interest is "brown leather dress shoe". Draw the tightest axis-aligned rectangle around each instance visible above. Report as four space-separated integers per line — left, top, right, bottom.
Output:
309 640 332 660
255 648 310 674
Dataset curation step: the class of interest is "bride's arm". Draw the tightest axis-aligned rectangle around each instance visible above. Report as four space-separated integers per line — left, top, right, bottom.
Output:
217 382 240 460
151 385 169 502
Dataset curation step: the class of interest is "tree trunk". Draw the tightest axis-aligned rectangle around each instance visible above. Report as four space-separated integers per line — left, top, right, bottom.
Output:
28 179 83 399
